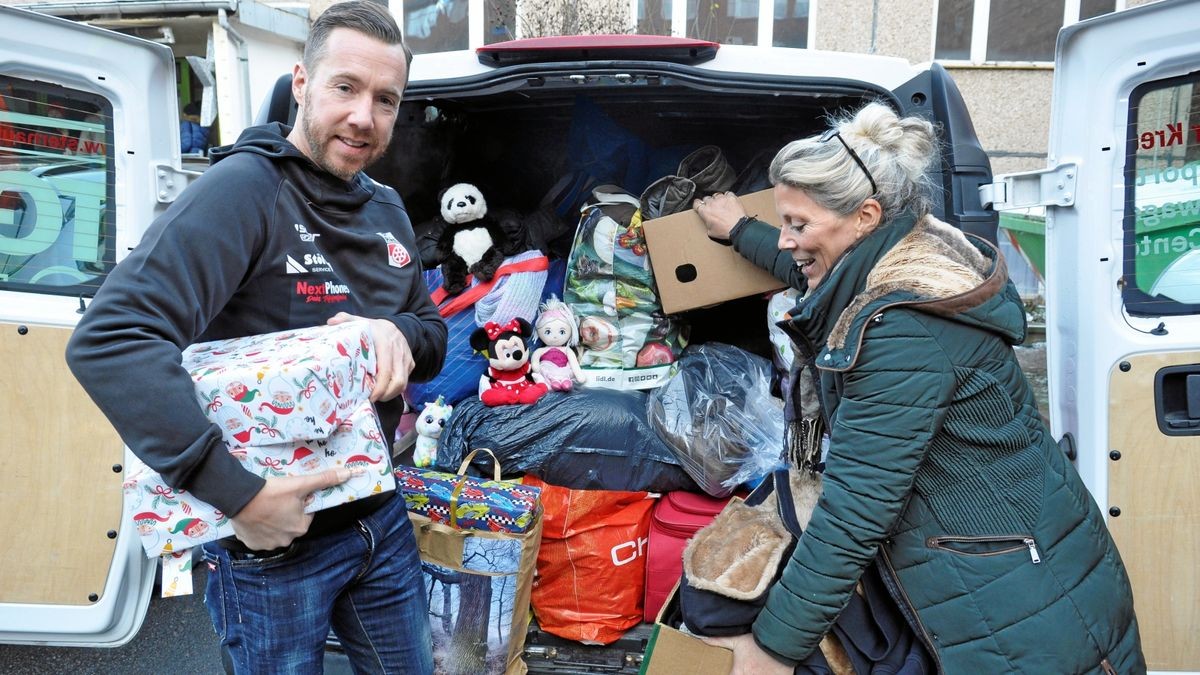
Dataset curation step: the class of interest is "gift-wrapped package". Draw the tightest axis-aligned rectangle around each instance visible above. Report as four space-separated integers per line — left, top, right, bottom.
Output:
396 465 540 534
125 455 234 556
181 322 376 447
126 400 394 557
125 322 392 558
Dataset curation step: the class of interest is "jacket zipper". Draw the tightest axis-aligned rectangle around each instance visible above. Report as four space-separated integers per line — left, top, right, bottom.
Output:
926 535 1042 564
879 546 944 673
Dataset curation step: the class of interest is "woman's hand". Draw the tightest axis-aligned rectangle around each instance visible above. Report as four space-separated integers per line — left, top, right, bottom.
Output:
692 191 747 241
700 633 792 675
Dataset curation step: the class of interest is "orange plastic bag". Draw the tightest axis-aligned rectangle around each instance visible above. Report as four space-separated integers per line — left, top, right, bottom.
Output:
524 476 656 644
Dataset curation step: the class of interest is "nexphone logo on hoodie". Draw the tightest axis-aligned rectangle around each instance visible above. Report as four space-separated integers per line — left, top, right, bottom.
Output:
295 279 350 304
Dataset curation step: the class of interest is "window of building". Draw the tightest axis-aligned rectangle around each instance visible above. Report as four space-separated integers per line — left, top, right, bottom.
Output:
0 76 113 297
485 0 517 44
398 0 810 52
1123 72 1200 315
934 0 1122 64
631 0 809 47
687 0 759 45
773 0 809 49
403 0 469 54
638 0 673 36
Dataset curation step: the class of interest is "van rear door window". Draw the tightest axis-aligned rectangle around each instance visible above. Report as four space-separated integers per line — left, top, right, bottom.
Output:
1124 72 1200 316
0 75 114 298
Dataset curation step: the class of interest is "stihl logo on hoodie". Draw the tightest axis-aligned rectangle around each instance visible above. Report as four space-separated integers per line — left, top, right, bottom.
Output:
376 232 411 269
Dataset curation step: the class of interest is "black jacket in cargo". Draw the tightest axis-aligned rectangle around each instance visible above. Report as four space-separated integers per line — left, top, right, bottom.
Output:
728 212 1143 673
66 123 446 520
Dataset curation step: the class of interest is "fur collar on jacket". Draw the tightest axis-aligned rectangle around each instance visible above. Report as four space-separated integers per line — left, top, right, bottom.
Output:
820 215 1010 373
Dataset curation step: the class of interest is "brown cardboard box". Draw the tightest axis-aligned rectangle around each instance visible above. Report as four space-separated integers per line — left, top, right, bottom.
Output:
641 624 733 675
643 188 785 315
640 583 733 675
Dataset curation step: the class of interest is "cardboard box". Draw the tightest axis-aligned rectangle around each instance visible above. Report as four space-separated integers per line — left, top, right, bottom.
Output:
643 188 785 315
640 583 733 675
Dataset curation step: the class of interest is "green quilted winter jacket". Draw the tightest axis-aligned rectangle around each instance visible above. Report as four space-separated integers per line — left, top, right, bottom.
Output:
729 211 1144 674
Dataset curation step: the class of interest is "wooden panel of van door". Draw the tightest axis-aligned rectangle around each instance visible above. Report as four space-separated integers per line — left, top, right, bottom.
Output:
1107 350 1200 670
0 322 122 605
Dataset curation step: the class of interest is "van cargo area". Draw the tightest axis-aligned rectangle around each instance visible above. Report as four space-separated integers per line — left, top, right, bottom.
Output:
376 81 876 226
257 61 984 352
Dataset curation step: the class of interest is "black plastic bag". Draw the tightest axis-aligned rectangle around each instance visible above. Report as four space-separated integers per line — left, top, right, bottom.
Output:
437 388 700 493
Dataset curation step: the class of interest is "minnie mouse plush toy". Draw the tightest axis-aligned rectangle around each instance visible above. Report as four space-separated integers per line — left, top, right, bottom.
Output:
469 318 549 406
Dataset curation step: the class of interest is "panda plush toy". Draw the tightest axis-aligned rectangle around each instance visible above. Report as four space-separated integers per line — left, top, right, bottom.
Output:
434 182 510 295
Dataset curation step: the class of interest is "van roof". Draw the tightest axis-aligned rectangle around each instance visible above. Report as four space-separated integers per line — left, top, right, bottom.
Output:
410 41 923 91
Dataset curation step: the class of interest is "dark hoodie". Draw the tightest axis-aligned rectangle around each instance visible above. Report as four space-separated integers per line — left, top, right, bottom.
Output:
67 123 446 527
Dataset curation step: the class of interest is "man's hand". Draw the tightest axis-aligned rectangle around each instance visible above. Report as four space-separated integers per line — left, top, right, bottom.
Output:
230 468 357 550
328 313 414 402
700 633 792 675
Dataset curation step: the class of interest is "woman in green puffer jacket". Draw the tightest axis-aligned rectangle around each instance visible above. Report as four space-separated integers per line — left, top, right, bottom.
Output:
692 102 1143 674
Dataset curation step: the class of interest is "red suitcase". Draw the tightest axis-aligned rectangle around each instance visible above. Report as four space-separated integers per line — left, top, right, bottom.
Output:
643 490 733 622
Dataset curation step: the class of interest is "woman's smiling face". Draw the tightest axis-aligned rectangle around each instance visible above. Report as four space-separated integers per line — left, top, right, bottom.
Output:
774 183 878 290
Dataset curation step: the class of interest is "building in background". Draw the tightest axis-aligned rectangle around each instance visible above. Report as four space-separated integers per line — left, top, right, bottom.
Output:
6 0 1161 174
9 0 1162 295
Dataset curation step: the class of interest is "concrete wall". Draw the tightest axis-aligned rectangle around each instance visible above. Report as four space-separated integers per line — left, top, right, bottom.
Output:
813 0 1048 174
814 0 935 66
813 0 1164 175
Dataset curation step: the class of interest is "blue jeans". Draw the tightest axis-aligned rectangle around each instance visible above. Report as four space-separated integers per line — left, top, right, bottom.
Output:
200 493 433 674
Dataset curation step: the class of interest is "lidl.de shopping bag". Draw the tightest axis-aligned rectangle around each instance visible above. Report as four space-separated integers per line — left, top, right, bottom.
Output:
563 188 685 390
408 450 543 675
523 476 655 645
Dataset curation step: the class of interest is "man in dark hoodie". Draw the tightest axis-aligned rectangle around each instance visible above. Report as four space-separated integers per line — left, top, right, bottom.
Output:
66 2 444 672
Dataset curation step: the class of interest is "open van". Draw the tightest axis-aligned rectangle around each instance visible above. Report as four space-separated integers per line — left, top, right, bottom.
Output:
0 0 1196 671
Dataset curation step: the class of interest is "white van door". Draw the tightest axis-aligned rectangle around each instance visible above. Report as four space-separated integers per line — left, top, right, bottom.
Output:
0 6 179 646
1032 0 1200 670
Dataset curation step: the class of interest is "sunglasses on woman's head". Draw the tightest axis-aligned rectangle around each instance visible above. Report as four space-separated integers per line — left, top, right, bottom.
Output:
820 128 878 195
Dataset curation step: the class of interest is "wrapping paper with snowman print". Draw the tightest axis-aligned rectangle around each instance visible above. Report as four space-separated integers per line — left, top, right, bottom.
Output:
125 404 396 557
181 322 376 447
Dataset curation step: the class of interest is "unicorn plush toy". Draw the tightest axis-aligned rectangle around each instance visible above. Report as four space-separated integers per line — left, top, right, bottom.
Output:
413 396 453 467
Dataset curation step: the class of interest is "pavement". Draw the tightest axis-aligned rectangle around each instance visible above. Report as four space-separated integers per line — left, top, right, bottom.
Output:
0 565 225 674
0 562 357 674
1014 338 1049 421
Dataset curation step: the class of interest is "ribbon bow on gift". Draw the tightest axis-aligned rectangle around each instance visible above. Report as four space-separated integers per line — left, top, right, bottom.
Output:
484 319 521 340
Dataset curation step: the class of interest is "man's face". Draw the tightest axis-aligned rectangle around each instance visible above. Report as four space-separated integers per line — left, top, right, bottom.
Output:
289 27 407 180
